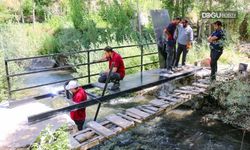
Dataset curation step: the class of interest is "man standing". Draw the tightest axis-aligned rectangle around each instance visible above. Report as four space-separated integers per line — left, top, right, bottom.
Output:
96 46 125 90
65 80 87 131
208 21 225 81
164 17 181 74
175 19 193 68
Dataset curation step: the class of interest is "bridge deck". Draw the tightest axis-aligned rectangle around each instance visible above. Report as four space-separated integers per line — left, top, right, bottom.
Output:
69 76 211 150
27 65 202 123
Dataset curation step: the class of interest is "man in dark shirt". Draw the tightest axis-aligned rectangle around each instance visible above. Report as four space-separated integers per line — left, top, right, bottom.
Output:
208 21 225 81
96 46 125 90
164 17 181 74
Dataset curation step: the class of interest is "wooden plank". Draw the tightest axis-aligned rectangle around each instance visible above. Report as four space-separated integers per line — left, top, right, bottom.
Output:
126 108 151 119
73 121 110 144
137 106 156 114
79 135 103 150
75 131 95 143
158 96 180 102
72 128 93 137
126 111 143 120
117 113 142 123
149 99 169 108
141 104 159 112
112 126 123 133
174 89 200 95
69 136 81 150
198 79 210 84
87 121 115 138
179 86 206 93
105 114 134 129
192 82 209 89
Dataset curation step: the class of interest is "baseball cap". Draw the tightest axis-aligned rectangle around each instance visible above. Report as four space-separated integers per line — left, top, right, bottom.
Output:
65 80 79 90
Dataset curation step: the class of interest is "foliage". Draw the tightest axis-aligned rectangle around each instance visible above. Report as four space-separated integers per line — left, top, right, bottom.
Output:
98 0 138 43
22 0 33 17
0 50 7 102
162 0 195 18
212 78 250 129
31 124 69 150
0 3 14 23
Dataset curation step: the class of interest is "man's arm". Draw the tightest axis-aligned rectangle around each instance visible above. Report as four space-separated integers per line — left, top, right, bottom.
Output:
93 55 107 62
164 28 172 39
208 36 218 43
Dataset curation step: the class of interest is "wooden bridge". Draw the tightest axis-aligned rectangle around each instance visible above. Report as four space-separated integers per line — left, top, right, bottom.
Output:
68 66 212 150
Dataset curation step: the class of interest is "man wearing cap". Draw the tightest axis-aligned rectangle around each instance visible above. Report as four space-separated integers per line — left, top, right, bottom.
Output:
174 19 193 68
65 80 87 131
95 46 125 90
208 21 225 81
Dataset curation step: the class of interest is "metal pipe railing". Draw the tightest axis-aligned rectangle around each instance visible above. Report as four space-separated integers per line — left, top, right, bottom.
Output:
5 43 158 98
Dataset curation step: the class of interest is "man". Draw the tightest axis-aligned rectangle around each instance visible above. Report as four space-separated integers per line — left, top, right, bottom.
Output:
175 19 193 68
65 80 87 131
164 17 181 74
208 21 225 81
96 46 125 90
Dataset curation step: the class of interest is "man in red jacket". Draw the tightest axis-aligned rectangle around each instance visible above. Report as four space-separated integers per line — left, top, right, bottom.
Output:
96 46 125 90
65 80 87 131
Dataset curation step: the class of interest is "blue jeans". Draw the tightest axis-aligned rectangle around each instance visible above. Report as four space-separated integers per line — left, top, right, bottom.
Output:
98 72 121 83
210 48 223 80
165 40 176 70
175 43 188 67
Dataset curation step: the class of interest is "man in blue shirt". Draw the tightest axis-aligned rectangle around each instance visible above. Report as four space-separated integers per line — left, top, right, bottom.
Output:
175 19 193 67
164 17 181 74
208 21 225 81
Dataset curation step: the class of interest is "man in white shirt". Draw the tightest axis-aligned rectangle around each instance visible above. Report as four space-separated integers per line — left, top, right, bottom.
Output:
174 19 193 67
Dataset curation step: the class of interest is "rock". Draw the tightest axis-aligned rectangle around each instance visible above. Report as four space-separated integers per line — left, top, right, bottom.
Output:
27 58 56 71
200 58 210 67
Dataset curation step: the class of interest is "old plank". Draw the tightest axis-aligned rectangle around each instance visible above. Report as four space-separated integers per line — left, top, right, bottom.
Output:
79 135 103 150
75 131 95 143
192 82 209 88
198 79 210 84
69 136 81 150
141 104 159 112
137 106 156 114
117 113 142 123
149 99 168 107
87 121 115 138
105 114 134 129
174 89 200 95
126 108 151 119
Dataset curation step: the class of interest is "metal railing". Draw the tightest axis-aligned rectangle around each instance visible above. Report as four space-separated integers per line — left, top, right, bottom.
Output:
5 43 159 98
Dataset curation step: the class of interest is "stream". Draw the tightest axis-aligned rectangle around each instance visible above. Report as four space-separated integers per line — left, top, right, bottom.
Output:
17 71 250 150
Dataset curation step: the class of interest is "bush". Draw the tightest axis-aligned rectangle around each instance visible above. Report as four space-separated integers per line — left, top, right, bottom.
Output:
0 50 7 102
31 124 69 150
212 78 250 129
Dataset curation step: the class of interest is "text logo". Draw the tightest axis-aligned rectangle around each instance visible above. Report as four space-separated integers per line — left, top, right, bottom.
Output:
201 11 237 19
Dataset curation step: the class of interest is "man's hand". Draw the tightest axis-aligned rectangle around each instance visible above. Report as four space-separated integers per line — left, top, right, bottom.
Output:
99 71 107 76
186 42 192 49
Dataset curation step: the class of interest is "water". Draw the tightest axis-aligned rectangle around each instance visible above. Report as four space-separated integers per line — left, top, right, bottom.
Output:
91 108 250 150
12 71 250 149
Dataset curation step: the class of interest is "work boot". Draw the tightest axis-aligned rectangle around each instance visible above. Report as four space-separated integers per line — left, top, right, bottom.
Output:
109 80 120 90
160 69 168 74
166 69 174 74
